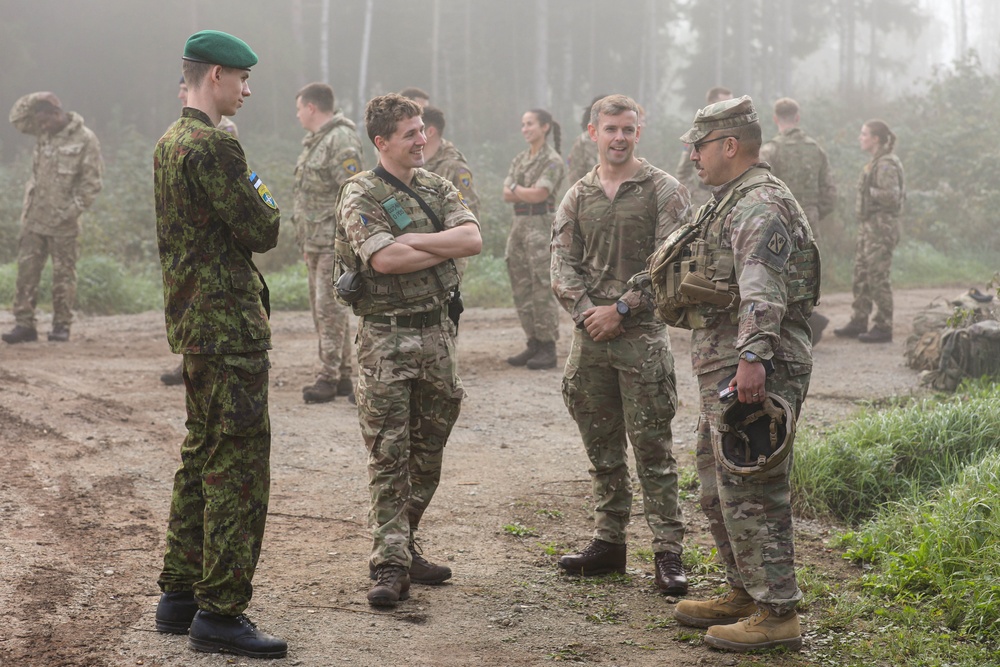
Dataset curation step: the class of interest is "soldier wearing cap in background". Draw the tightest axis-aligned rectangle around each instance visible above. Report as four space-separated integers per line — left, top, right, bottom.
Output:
675 86 733 210
294 81 364 404
3 92 103 345
653 96 819 652
152 29 286 659
160 75 241 386
760 97 836 345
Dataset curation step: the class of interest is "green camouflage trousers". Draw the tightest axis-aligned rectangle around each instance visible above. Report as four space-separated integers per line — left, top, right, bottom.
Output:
13 231 79 329
851 213 900 329
158 351 272 616
562 323 684 553
505 214 560 343
695 360 810 615
305 251 353 383
356 316 464 568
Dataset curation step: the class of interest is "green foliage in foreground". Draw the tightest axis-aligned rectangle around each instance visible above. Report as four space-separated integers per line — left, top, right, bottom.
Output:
791 381 1000 524
841 450 1000 639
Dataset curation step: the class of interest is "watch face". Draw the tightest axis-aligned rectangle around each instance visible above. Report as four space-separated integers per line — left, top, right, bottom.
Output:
616 301 629 316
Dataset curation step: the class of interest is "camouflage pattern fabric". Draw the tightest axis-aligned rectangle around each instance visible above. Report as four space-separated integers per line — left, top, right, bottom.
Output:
158 351 272 616
851 151 904 328
9 109 102 329
154 108 279 354
12 232 79 329
154 107 280 614
566 131 598 185
687 166 816 375
356 319 464 568
423 138 480 219
759 127 836 235
552 160 690 551
305 251 353 383
503 143 565 343
695 361 809 615
18 111 103 237
292 112 363 253
338 168 476 568
218 115 239 138
293 112 363 384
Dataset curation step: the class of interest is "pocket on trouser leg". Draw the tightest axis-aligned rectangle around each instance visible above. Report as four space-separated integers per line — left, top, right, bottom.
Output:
219 353 271 437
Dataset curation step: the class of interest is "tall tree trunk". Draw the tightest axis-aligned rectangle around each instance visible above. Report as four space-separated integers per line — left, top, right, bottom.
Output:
431 0 441 101
953 0 967 59
714 0 725 87
867 5 876 98
319 0 330 85
839 0 856 99
535 0 550 107
357 0 375 124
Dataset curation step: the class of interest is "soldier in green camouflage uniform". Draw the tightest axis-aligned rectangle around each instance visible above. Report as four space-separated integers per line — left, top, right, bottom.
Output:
152 30 285 658
551 95 691 594
661 97 818 652
3 92 103 344
503 108 565 369
336 94 481 607
422 106 479 220
834 120 905 344
293 82 363 403
566 96 604 184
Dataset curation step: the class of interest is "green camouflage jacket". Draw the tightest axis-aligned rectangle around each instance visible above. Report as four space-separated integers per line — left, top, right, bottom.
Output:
566 131 598 185
424 138 480 219
154 108 280 354
21 112 103 236
503 143 565 208
760 127 836 220
552 159 692 325
292 111 364 252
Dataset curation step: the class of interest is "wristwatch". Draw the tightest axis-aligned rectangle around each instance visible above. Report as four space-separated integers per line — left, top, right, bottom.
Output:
739 350 760 363
615 300 630 319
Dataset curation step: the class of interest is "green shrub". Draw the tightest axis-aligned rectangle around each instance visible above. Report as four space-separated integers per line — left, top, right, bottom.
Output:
263 262 309 311
792 380 1000 524
461 255 513 308
75 255 162 314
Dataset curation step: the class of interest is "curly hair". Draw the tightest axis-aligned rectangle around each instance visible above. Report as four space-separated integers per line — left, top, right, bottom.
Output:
364 93 422 146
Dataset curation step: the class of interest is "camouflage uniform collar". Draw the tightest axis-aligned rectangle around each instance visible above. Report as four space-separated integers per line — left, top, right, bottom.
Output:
581 157 654 189
780 127 805 138
181 107 214 127
435 139 466 163
51 111 83 138
871 146 894 162
711 162 771 200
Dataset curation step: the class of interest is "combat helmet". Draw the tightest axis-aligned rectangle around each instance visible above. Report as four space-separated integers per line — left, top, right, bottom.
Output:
715 393 795 476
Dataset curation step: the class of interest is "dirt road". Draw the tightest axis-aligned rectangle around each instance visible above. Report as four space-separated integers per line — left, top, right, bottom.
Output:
0 288 952 666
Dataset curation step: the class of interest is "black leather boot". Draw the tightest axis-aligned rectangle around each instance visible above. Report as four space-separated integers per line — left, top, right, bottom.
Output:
558 539 626 576
155 591 198 634
188 610 287 659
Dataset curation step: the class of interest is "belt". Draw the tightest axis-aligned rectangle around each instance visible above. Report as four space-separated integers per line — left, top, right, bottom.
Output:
363 308 443 328
513 202 554 216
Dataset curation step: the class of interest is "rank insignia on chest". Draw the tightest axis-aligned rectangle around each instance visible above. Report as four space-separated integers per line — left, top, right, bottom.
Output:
767 232 787 255
248 171 277 209
382 196 413 229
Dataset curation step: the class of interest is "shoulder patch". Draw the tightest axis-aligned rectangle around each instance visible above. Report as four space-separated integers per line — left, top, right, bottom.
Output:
457 168 473 190
750 216 792 272
457 191 470 211
342 157 361 175
248 171 277 209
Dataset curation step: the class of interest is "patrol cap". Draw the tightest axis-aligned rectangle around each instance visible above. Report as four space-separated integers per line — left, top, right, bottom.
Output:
680 95 758 144
9 92 62 135
183 30 258 69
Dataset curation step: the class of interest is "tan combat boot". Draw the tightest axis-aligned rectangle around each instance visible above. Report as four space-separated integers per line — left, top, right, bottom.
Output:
704 607 802 652
673 587 757 628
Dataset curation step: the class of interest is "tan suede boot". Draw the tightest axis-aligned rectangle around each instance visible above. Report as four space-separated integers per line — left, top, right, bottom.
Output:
704 607 802 652
673 588 757 628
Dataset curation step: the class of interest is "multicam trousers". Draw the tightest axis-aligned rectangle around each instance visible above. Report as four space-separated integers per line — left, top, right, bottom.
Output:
505 213 560 344
158 351 272 616
305 251 353 383
694 360 810 615
561 322 684 553
356 315 464 568
850 213 900 329
13 231 79 329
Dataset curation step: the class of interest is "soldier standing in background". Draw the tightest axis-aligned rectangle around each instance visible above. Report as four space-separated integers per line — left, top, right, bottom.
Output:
336 94 481 607
661 97 818 652
3 92 103 344
152 30 286 658
759 98 836 344
675 87 732 210
161 76 240 385
566 95 604 184
503 108 565 370
421 106 480 219
294 82 364 404
551 95 690 595
399 86 430 109
833 119 905 344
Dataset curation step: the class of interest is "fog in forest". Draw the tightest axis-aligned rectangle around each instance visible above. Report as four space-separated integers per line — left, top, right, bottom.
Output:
0 0 995 162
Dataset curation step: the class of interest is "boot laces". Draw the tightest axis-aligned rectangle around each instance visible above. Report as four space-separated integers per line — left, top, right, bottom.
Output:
580 540 611 557
375 564 405 585
656 552 684 575
409 539 431 568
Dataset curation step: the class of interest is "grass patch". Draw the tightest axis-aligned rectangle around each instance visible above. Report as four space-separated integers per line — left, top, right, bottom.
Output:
460 254 512 308
791 380 1000 524
502 522 537 538
263 261 309 311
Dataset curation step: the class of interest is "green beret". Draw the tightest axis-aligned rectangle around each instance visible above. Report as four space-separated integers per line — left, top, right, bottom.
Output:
680 95 758 144
183 30 258 69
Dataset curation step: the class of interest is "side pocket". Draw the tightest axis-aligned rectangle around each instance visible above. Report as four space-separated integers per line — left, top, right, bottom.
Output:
219 353 270 436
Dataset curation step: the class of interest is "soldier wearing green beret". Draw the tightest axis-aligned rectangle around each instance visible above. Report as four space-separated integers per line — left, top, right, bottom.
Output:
152 29 287 659
3 92 103 345
659 96 819 653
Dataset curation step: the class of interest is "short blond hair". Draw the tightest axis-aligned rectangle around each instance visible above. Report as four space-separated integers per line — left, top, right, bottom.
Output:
773 97 800 121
